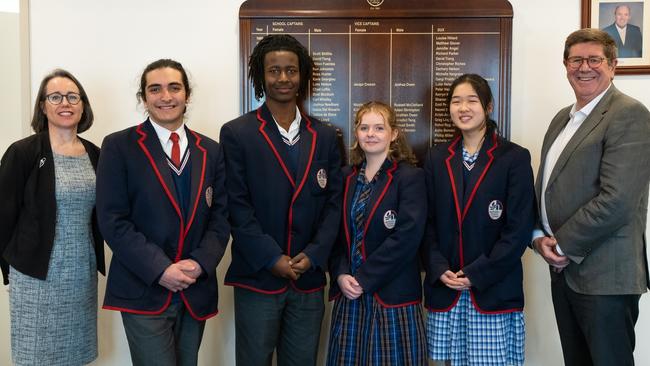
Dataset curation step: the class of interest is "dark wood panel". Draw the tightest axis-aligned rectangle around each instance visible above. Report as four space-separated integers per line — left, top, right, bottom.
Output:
240 0 513 19
239 0 513 163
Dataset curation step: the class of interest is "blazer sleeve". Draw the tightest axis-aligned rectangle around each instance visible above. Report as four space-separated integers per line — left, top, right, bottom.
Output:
96 134 173 286
188 143 230 274
328 218 351 282
0 142 27 285
462 149 536 290
422 150 451 285
555 102 650 263
355 167 426 294
219 123 285 271
300 129 343 270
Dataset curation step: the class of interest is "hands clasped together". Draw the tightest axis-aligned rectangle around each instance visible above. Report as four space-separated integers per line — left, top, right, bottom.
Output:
440 270 472 291
158 259 203 292
270 252 312 281
337 274 363 300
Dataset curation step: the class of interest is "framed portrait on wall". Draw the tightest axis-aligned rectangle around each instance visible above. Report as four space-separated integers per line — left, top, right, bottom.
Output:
582 0 650 74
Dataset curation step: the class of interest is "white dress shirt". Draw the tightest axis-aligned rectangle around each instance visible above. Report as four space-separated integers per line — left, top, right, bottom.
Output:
616 24 628 45
534 85 611 255
150 118 188 159
272 106 301 145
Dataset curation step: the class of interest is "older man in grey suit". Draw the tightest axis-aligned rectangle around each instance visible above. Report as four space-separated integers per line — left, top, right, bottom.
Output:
533 28 650 366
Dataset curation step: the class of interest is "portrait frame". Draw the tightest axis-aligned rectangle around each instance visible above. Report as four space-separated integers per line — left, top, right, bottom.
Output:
582 0 650 74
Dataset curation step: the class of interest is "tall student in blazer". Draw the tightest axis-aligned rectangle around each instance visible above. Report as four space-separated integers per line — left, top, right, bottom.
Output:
423 74 535 366
96 59 229 366
220 34 342 366
0 69 105 365
327 101 427 366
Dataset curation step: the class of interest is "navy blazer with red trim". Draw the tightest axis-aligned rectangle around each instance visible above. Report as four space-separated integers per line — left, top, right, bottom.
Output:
220 103 342 294
329 160 426 307
96 120 230 320
422 132 535 313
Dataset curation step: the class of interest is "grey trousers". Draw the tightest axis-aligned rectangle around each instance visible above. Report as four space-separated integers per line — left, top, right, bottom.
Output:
234 286 325 366
121 301 206 366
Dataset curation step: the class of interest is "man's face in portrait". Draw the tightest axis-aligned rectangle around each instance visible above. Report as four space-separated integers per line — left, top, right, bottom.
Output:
615 5 631 28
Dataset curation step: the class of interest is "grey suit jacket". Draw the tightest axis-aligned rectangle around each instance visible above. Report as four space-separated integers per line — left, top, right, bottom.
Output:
536 85 650 295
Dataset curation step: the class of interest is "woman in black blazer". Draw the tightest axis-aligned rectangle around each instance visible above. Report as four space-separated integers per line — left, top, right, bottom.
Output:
0 69 104 366
423 74 535 366
327 101 427 365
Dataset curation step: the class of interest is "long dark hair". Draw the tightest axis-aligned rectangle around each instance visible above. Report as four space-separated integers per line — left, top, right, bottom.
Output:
446 73 498 136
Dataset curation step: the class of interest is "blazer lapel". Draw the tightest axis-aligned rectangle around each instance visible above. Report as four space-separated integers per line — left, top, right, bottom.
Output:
136 121 180 217
292 112 317 201
256 105 296 188
461 133 498 220
536 107 571 199
342 167 359 256
546 87 615 189
365 160 394 219
445 136 464 225
185 128 207 236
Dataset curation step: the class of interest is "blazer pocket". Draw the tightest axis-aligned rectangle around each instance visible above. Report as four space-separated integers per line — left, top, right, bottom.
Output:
107 263 146 299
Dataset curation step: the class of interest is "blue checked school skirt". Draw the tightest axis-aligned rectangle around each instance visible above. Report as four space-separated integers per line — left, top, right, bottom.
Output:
427 291 525 366
327 293 427 366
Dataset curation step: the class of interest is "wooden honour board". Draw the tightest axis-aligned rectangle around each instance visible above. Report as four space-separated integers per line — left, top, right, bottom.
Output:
240 0 513 163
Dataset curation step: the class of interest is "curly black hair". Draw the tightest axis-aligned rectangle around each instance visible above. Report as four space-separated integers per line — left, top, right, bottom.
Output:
248 34 314 101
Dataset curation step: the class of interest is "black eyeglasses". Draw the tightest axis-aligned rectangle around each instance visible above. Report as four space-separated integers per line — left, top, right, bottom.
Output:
565 56 607 70
45 92 82 105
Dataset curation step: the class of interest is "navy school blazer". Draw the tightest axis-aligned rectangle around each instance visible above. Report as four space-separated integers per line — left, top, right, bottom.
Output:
329 160 426 307
0 132 105 285
422 132 535 313
220 103 342 294
96 120 230 320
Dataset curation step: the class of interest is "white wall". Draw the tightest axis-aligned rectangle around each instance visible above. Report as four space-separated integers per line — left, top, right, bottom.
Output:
1 0 649 365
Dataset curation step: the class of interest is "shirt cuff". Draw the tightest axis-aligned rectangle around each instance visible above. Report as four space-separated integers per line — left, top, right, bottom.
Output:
530 229 546 251
531 229 546 243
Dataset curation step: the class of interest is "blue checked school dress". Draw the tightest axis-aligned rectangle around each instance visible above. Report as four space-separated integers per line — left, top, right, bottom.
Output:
426 145 525 366
327 166 427 366
427 291 525 366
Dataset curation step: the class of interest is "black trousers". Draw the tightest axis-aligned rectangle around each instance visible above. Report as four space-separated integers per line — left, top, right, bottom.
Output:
551 272 640 366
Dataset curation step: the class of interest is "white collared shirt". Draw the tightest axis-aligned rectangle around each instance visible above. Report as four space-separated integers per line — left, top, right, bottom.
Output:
534 84 612 255
149 118 188 160
272 106 301 145
616 24 628 45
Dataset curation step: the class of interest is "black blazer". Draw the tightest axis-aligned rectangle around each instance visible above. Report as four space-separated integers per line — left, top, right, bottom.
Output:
0 131 105 285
